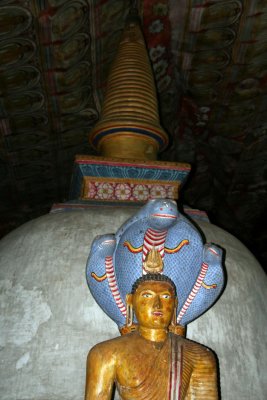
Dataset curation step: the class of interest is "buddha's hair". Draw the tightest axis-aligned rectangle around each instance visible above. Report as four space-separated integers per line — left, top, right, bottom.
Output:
131 274 177 296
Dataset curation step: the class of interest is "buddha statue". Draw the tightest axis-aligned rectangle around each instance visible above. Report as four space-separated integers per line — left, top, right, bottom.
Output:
85 273 218 400
85 199 224 399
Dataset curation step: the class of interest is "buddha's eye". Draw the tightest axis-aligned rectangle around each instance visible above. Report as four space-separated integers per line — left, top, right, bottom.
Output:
161 294 171 299
142 292 152 298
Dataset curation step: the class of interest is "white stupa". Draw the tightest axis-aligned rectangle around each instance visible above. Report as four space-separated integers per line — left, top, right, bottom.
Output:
0 207 266 399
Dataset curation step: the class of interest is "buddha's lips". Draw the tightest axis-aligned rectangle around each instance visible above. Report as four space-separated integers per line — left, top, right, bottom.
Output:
152 311 163 316
151 213 177 219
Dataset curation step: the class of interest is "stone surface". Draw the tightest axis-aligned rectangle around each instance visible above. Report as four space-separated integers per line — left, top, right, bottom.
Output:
0 208 266 399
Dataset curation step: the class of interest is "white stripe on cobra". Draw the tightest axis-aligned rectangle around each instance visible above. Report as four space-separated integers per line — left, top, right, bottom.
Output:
169 335 183 400
105 256 126 316
142 228 168 273
209 247 219 256
176 262 209 324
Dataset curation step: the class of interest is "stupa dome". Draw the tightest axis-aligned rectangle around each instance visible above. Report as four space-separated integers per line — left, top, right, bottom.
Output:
0 208 266 399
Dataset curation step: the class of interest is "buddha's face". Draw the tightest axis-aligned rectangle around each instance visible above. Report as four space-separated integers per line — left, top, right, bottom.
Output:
132 280 176 329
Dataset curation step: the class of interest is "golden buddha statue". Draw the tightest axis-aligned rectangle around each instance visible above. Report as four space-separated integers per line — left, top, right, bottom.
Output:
85 273 218 400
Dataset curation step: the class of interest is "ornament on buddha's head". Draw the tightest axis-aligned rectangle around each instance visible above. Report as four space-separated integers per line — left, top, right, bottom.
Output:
143 247 164 274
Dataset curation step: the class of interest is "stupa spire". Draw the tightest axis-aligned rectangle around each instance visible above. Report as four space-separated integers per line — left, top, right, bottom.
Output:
70 5 190 205
89 10 168 160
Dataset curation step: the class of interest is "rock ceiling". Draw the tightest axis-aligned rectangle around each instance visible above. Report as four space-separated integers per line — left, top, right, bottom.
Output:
0 0 266 267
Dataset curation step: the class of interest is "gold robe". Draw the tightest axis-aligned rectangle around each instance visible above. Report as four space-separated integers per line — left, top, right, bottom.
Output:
117 333 218 400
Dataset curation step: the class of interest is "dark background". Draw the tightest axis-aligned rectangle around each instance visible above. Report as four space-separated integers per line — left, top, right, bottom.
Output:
0 0 266 269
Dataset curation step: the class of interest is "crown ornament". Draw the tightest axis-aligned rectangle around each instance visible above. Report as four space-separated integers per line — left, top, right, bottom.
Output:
143 246 164 274
86 199 224 333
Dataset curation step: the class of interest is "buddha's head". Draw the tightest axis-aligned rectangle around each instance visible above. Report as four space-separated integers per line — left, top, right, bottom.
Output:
126 274 177 330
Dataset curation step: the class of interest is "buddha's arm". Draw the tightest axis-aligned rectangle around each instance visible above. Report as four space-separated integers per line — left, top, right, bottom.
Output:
185 349 219 400
85 345 116 400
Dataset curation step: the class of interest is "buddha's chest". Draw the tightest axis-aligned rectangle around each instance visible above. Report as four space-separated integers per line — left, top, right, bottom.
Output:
115 344 194 399
116 348 168 387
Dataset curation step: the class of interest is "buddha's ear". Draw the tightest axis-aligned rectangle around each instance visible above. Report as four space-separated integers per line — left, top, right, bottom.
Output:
171 297 179 329
175 297 178 308
126 294 134 327
126 293 133 306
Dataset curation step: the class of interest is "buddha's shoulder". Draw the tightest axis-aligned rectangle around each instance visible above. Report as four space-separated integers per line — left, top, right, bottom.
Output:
88 332 138 358
173 335 216 363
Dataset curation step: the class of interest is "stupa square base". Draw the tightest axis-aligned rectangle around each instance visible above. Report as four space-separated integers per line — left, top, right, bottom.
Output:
70 155 191 204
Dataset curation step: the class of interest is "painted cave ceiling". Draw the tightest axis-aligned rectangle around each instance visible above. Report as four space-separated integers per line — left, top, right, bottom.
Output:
0 0 266 267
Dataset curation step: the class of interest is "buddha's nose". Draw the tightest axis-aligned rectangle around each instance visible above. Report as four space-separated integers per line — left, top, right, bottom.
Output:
153 295 162 309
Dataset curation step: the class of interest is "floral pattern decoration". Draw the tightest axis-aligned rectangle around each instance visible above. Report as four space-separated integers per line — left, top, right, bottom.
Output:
85 181 177 202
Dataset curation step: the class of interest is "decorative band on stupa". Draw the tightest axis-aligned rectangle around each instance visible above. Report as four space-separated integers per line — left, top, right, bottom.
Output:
89 14 168 161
